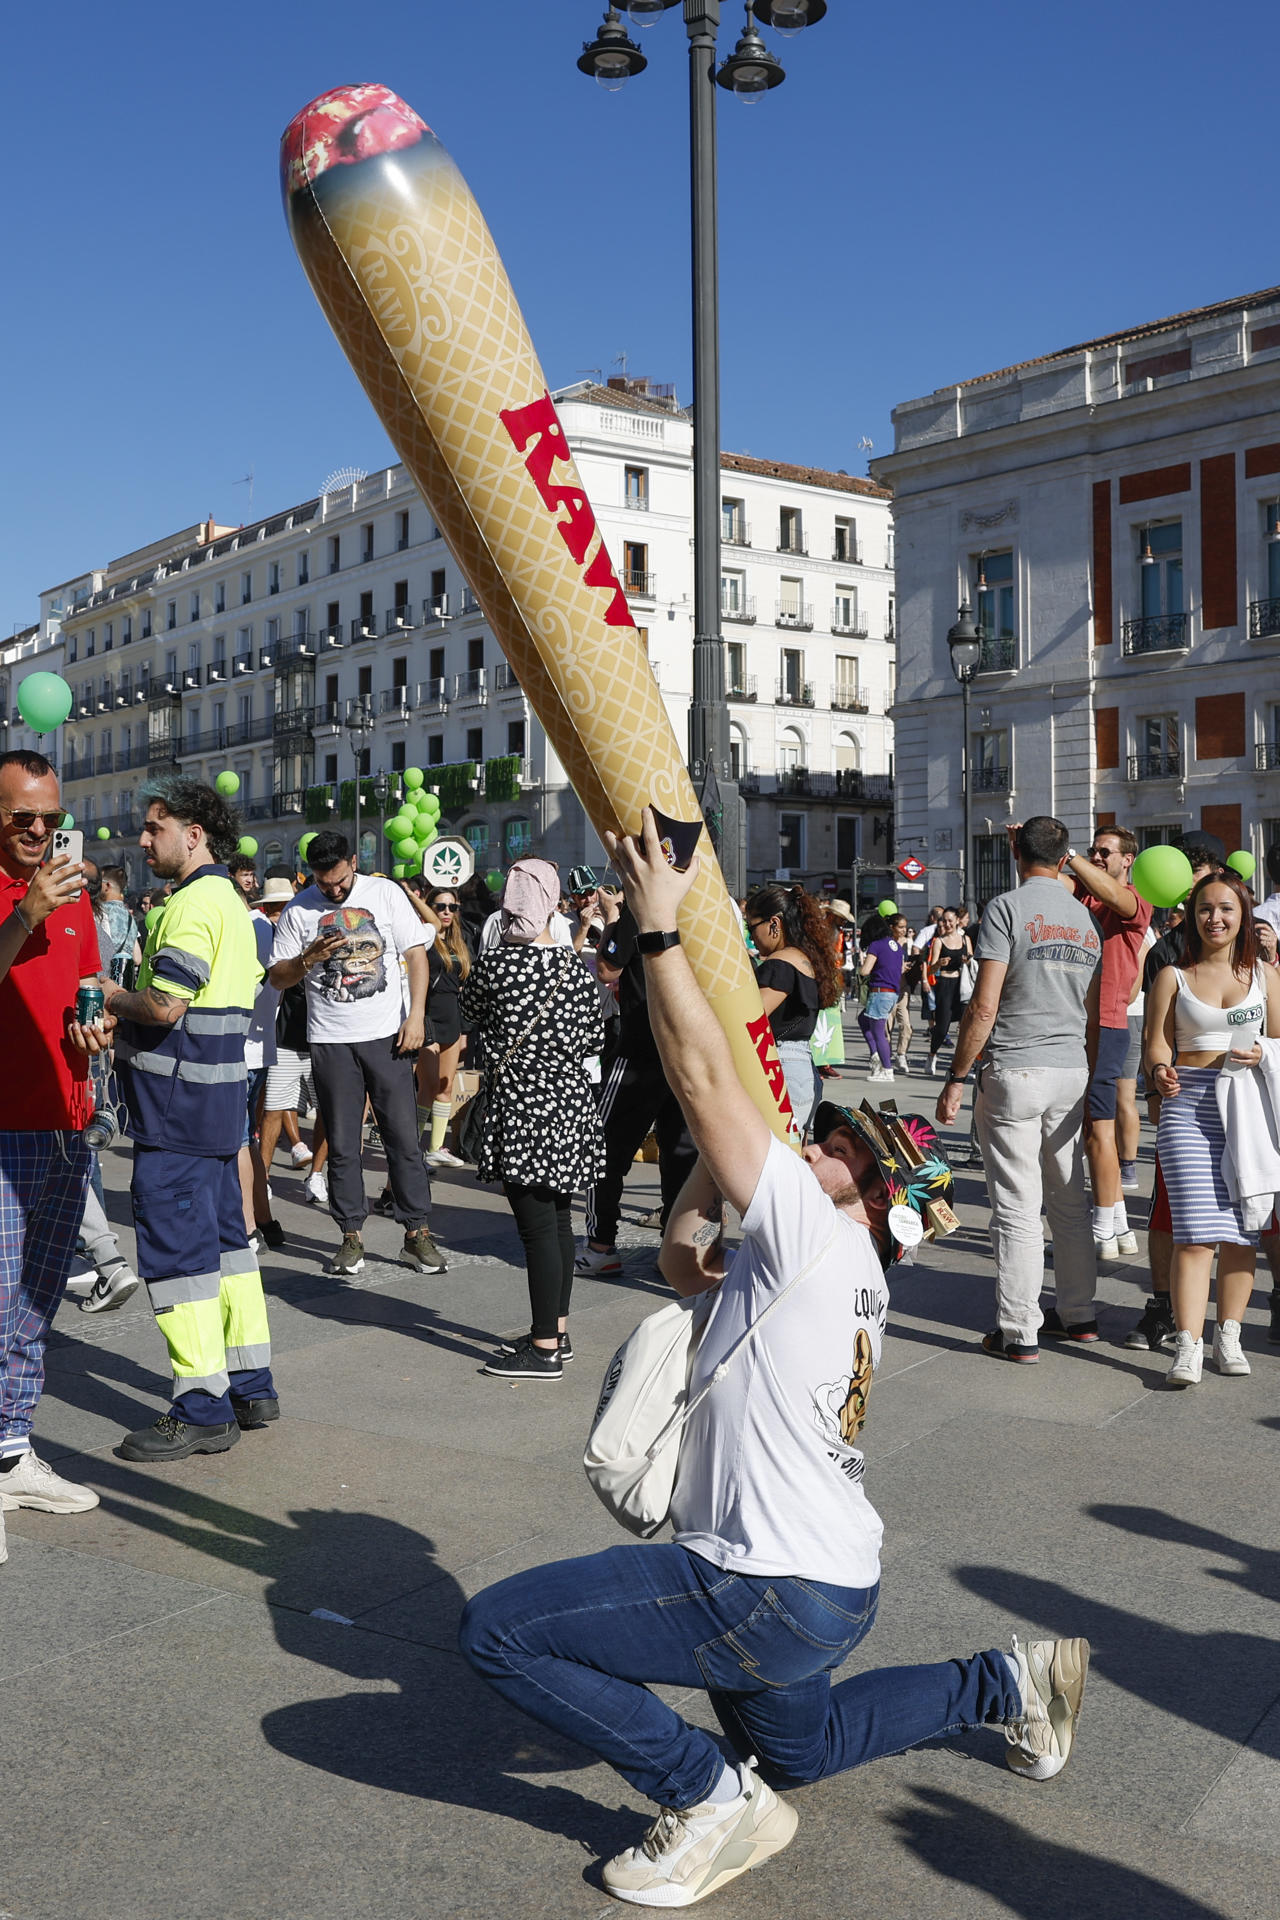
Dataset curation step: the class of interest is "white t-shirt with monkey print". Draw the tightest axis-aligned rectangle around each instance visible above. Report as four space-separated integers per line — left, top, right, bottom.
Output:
670 1136 890 1590
270 873 433 1046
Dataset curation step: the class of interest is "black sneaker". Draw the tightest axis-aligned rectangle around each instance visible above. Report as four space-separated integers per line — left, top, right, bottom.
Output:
982 1329 1039 1364
1123 1297 1176 1351
1269 1290 1280 1346
482 1343 563 1380
402 1227 447 1273
117 1414 240 1462
370 1189 396 1218
497 1332 574 1362
232 1396 280 1430
1040 1308 1100 1343
256 1219 286 1251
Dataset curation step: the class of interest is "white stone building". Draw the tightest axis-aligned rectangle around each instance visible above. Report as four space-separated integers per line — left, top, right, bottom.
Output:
874 286 1280 912
26 378 895 891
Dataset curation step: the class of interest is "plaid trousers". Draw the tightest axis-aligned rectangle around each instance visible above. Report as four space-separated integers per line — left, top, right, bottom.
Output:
0 1130 92 1455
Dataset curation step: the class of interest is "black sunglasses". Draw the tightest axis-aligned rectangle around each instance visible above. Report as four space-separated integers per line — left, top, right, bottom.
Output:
2 808 70 831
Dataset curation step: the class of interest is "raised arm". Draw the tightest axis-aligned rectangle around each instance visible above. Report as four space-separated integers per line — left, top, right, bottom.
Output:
658 1156 727 1297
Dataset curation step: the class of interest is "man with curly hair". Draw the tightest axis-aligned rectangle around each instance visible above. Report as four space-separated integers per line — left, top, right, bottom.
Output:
76 777 276 1460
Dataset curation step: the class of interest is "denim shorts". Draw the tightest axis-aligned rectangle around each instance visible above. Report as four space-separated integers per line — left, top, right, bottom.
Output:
864 989 897 1022
241 1065 267 1147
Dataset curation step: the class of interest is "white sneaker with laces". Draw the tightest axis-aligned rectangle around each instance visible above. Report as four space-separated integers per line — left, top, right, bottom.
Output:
1004 1635 1090 1781
1212 1319 1251 1376
0 1448 99 1513
602 1763 797 1907
290 1141 314 1167
574 1242 622 1277
1165 1330 1204 1388
304 1169 329 1207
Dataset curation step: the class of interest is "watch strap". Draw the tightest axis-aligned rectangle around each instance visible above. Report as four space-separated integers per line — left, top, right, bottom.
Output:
635 929 681 955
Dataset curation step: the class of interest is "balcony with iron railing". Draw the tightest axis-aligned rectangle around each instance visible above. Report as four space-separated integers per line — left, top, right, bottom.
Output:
415 677 449 708
492 661 522 694
273 706 315 738
623 570 655 598
776 679 815 707
1127 750 1183 781
178 726 229 756
831 686 869 713
225 714 273 746
721 520 751 547
231 650 255 676
1256 741 1280 771
380 687 412 716
454 667 488 703
114 744 151 772
316 624 344 651
385 607 415 634
244 799 275 821
272 789 306 817
1122 612 1190 657
970 764 1012 793
830 609 869 637
720 594 756 624
727 674 758 702
349 616 378 644
976 634 1018 673
63 750 93 783
776 535 808 556
776 602 814 631
1249 598 1280 640
831 539 862 564
739 768 894 802
624 492 649 511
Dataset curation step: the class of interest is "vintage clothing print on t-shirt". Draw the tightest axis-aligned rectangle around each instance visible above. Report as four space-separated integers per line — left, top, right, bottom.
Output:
313 905 387 1003
813 1308 883 1486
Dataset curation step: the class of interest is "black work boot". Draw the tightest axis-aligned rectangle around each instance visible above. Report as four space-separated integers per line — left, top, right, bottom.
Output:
117 1414 240 1462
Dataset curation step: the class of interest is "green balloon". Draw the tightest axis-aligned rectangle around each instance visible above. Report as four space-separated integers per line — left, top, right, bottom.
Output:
392 862 407 879
415 793 434 812
298 832 316 861
63 813 74 829
485 869 504 892
420 826 438 849
237 835 258 858
422 792 441 816
215 771 240 797
145 906 163 932
402 767 424 790
1226 849 1256 882
878 899 897 917
386 817 413 842
96 826 111 841
1132 845 1193 909
16 670 73 734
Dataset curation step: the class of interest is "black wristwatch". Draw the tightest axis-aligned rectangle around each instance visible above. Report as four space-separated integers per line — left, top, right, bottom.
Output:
635 929 682 955
946 1073 968 1085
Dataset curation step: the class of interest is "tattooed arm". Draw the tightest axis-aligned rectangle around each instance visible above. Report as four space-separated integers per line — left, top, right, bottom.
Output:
659 1156 727 1298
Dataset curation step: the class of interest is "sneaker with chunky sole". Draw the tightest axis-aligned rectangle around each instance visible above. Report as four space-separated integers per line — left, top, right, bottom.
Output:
1040 1309 1099 1343
0 1448 99 1513
575 1243 622 1277
304 1169 329 1207
1165 1331 1203 1388
1004 1635 1090 1781
79 1262 142 1315
1124 1297 1176 1351
402 1227 447 1273
602 1763 798 1907
290 1141 314 1167
982 1329 1039 1363
425 1147 467 1168
1212 1319 1251 1376
482 1342 563 1380
331 1232 366 1277
117 1415 240 1462
497 1331 574 1362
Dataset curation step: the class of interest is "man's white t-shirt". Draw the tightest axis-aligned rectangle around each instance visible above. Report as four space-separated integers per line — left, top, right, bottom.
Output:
270 874 432 1045
670 1137 890 1591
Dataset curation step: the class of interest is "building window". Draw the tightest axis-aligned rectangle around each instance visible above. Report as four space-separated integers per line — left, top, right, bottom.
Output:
721 570 747 616
973 834 1012 907
1139 824 1180 848
328 536 341 574
324 752 338 783
392 656 408 689
727 640 747 694
504 817 532 860
722 497 747 544
387 740 404 773
104 622 114 651
357 663 372 697
832 589 860 635
394 579 410 618
729 723 747 780
268 562 280 595
166 601 177 630
241 571 253 605
358 746 371 776
835 731 860 772
887 527 895 568
1134 713 1180 778
1138 522 1183 617
298 550 309 584
779 647 805 701
141 610 152 639
507 719 525 757
624 465 648 509
886 594 895 641
833 518 858 563
67 634 78 663
396 509 410 551
465 821 490 855
836 815 860 867
467 636 484 671
466 726 483 761
623 541 649 594
971 729 1010 792
428 734 444 765
833 655 860 707
361 523 374 564
265 617 280 647
430 567 447 615
779 506 804 555
778 577 805 625
779 811 805 869
214 583 225 614
974 550 1015 639
778 726 804 772
190 591 200 622
359 589 374 629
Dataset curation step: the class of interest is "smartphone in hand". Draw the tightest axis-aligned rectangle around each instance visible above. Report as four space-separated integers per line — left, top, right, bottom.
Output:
51 827 85 898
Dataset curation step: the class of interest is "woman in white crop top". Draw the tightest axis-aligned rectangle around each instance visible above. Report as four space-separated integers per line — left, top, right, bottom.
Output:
1145 874 1280 1388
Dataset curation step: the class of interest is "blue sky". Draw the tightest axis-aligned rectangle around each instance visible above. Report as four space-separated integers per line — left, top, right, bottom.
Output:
4 0 1276 623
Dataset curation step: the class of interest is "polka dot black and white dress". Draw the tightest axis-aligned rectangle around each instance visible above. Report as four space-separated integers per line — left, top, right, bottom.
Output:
459 942 606 1191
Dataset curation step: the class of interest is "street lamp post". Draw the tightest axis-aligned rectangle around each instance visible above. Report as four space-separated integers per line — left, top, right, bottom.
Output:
345 694 374 870
946 601 982 918
576 2 823 897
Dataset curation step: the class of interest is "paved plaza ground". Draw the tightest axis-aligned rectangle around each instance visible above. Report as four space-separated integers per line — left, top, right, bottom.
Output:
4 1025 1280 1919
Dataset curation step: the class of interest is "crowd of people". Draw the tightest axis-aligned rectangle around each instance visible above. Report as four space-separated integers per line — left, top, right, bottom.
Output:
6 739 1280 1905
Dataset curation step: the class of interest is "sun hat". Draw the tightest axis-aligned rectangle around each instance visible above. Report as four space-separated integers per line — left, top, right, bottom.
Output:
253 876 296 906
811 1100 957 1269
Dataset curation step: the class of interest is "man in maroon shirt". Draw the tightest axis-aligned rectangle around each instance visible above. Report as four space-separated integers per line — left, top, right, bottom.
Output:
0 750 103 1561
1062 828 1152 1270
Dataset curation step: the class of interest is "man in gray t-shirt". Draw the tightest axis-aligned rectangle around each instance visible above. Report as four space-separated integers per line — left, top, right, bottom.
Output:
936 817 1101 1358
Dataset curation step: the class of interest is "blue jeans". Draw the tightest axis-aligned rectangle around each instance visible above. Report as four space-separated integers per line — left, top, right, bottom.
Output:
459 1543 1018 1809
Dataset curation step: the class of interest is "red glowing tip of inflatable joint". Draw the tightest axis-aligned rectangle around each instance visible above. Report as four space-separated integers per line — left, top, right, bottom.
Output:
281 83 430 197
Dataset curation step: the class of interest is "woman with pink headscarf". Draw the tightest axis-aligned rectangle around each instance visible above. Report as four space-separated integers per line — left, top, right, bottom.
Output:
460 860 606 1379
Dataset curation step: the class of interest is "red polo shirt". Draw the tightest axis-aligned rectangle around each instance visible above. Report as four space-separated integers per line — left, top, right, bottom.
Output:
1076 882 1153 1029
0 867 99 1129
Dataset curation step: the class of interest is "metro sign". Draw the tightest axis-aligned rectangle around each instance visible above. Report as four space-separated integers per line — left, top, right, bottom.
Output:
897 856 926 880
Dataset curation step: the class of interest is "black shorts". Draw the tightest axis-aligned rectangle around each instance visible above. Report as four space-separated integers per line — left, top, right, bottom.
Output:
1087 1023 1130 1121
427 1003 462 1050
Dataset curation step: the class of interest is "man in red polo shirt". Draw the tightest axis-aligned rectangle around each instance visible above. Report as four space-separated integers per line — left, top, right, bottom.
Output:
1062 828 1152 1270
0 749 103 1563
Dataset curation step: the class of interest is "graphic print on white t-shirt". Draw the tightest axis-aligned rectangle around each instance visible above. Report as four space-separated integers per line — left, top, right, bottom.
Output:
312 904 387 1003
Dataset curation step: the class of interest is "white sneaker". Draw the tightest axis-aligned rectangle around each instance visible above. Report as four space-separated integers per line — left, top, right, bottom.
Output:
929 1055 942 1077
601 1763 798 1907
61 1265 98 1298
0 1448 99 1513
80 1262 142 1315
1165 1331 1204 1388
290 1141 314 1167
574 1242 622 1277
880 1067 895 1083
304 1169 329 1207
1004 1635 1090 1781
1114 1231 1139 1257
425 1147 467 1168
1094 1235 1120 1261
1212 1319 1251 1376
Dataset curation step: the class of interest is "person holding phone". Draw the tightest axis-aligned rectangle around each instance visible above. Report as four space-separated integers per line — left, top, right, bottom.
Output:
0 749 104 1543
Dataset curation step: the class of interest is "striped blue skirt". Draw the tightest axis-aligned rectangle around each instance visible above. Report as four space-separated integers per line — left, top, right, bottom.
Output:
1156 1066 1258 1248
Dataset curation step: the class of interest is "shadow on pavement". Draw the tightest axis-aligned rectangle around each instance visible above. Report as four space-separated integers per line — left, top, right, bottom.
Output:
1088 1504 1280 1605
890 1786 1234 1919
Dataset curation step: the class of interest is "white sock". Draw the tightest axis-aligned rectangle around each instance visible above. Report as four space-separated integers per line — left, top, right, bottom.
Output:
1113 1199 1129 1235
704 1762 748 1807
1091 1205 1113 1238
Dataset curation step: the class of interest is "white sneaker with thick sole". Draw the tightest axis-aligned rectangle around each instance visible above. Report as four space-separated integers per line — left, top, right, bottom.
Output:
425 1147 467 1168
602 1763 798 1907
1093 1235 1121 1261
290 1141 314 1167
1114 1231 1139 1257
894 1054 910 1075
1004 1635 1090 1781
80 1263 142 1315
1212 1319 1251 1376
0 1448 99 1513
574 1243 622 1277
1165 1331 1204 1388
304 1169 329 1207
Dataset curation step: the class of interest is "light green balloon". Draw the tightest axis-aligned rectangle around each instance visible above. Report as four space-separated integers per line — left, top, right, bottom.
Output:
237 835 258 858
878 899 897 917
1226 849 1256 882
402 767 424 790
1132 845 1193 909
298 832 316 861
215 771 240 797
145 906 163 932
386 817 413 841
422 792 441 816
420 826 438 848
392 862 407 879
16 670 73 734
96 826 111 841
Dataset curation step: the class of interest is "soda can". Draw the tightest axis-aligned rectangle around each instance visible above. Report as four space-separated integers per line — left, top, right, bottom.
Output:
76 985 105 1029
